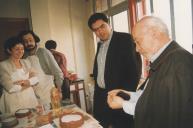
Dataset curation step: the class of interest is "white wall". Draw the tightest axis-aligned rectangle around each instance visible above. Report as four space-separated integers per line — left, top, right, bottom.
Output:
30 0 51 45
47 0 76 75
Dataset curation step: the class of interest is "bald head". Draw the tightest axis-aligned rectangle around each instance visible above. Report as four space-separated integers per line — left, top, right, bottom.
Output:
132 16 171 60
134 16 169 36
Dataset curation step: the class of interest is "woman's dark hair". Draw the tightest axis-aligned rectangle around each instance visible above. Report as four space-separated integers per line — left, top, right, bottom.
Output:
18 30 40 43
45 40 57 50
4 36 23 55
88 13 109 30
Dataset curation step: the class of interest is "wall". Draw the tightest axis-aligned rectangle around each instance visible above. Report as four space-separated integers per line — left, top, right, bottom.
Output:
47 0 76 75
0 0 30 18
30 0 51 45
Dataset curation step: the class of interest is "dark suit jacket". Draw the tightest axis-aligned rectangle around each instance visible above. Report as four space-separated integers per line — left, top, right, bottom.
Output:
135 41 193 128
93 31 141 126
93 31 141 91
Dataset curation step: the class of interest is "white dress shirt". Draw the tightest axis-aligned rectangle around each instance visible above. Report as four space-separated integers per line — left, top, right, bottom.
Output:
97 31 113 88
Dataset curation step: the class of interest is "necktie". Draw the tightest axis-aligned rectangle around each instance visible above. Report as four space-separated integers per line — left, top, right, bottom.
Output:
138 62 153 90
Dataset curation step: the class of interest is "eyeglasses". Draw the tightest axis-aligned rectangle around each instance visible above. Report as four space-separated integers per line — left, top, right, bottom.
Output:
92 23 107 32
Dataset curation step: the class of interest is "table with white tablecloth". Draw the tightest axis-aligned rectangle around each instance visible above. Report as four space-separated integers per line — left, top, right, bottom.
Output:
1 104 102 128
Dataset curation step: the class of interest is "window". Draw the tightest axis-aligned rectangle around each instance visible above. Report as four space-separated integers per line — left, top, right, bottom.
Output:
93 0 129 32
145 0 193 53
173 0 192 52
153 0 172 37
112 10 129 33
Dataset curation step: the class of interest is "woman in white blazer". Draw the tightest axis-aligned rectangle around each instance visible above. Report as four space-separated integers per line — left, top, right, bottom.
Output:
0 37 39 114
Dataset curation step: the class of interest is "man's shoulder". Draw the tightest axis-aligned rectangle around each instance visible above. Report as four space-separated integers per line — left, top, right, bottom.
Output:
37 47 49 53
113 31 132 38
25 55 39 63
37 47 52 56
112 31 134 46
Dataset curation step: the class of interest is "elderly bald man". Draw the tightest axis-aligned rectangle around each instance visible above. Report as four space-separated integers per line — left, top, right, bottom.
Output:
108 16 193 128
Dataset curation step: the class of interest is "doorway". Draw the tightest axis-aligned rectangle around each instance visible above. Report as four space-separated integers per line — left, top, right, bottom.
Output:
0 18 29 61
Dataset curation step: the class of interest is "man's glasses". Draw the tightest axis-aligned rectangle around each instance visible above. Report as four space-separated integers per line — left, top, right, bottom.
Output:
92 23 106 32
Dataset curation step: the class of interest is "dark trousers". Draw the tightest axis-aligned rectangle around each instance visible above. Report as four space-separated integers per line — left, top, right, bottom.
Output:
61 78 70 99
93 87 112 128
111 109 134 128
93 86 134 128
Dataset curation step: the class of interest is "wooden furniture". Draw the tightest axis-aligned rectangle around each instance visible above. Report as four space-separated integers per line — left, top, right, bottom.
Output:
69 79 87 112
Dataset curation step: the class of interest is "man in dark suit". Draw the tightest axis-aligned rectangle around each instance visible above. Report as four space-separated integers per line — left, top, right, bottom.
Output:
107 16 193 128
88 13 141 128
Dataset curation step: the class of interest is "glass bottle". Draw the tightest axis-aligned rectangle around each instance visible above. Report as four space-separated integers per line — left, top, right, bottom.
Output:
51 87 61 117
